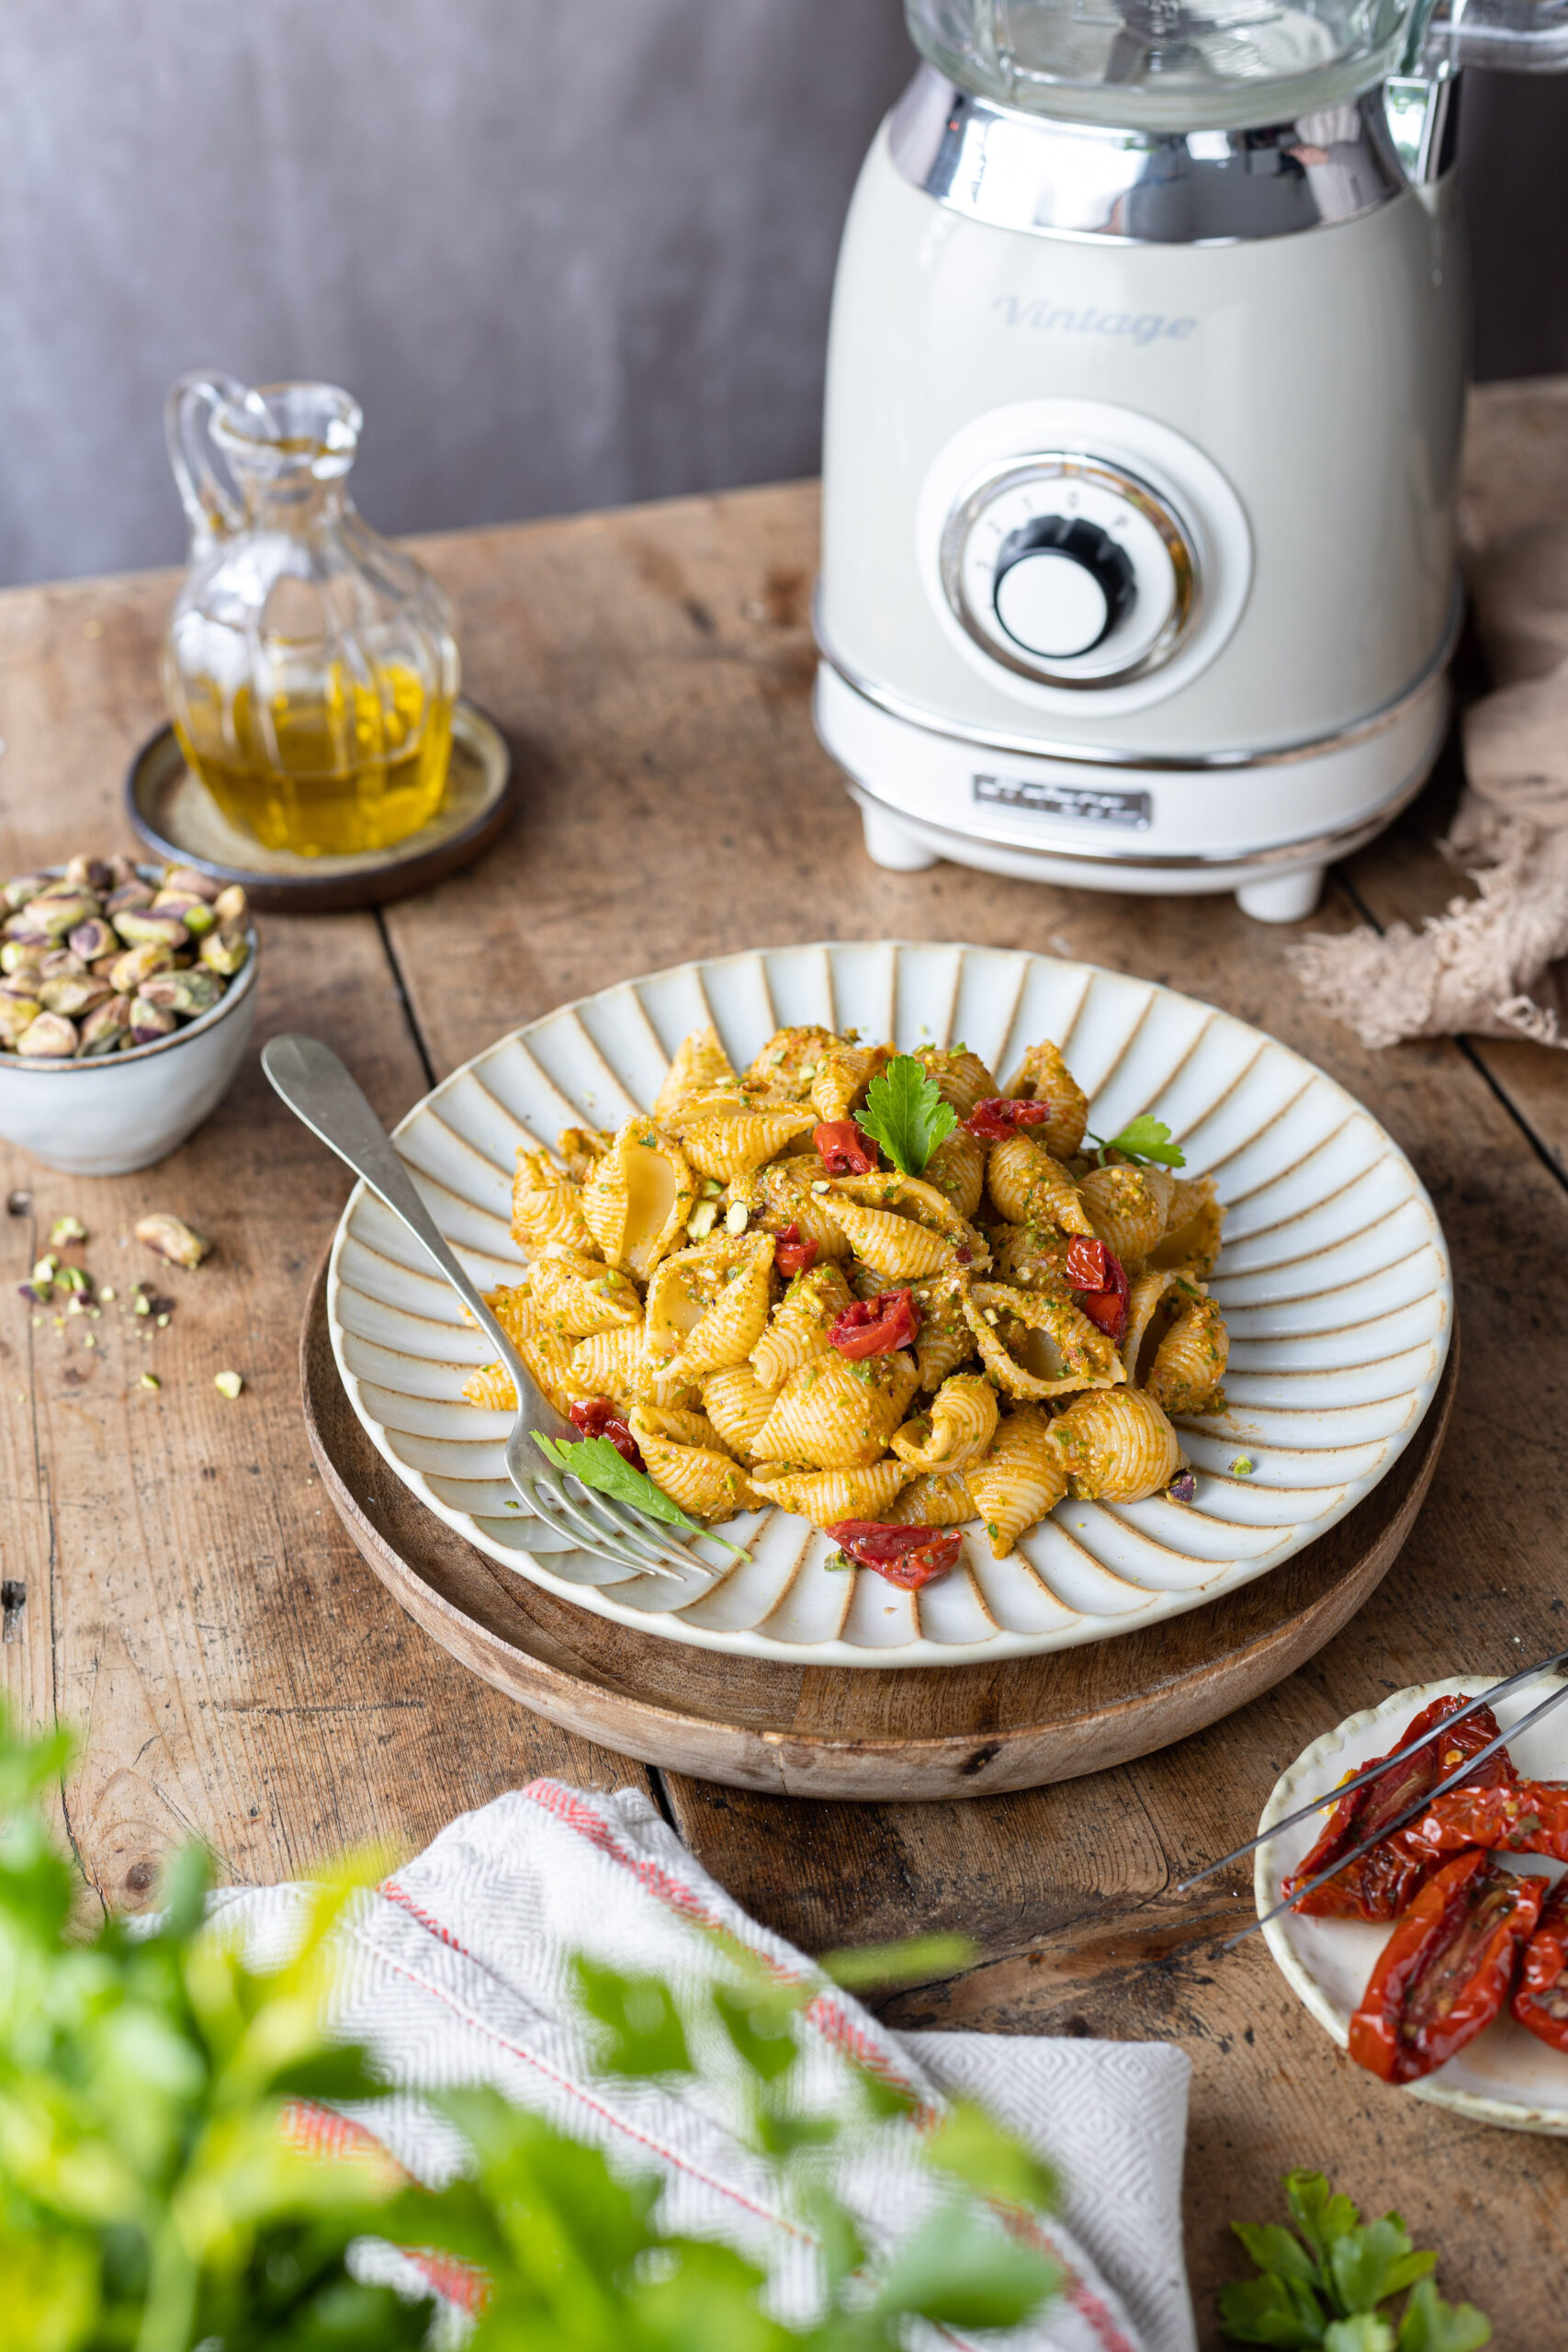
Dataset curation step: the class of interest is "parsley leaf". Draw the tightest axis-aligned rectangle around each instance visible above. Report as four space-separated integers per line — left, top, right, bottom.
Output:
533 1432 704 1533
1222 2173 1491 2352
1086 1113 1187 1170
856 1056 957 1177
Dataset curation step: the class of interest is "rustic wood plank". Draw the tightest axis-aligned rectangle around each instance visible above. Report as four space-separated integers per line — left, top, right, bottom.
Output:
0 570 657 1916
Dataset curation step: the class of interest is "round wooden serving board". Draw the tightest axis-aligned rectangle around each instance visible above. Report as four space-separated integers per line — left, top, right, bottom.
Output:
301 1264 1456 1801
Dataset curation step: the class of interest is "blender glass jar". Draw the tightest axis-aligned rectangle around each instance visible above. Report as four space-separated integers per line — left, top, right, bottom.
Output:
906 0 1415 124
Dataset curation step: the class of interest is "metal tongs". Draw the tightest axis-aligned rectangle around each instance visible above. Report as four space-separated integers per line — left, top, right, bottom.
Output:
1181 1646 1568 1950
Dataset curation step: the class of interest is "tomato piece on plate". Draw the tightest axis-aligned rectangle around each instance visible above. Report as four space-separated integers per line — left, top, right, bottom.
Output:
812 1119 878 1176
1065 1235 1130 1344
826 1521 963 1589
964 1097 1051 1141
773 1222 819 1278
1348 1848 1548 2083
569 1396 645 1471
829 1288 919 1360
1513 1879 1568 2052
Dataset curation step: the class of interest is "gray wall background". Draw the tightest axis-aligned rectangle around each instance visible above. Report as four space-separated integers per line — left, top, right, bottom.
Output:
2 1 1564 590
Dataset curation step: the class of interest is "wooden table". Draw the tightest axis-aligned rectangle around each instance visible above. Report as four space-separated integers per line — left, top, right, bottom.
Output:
5 378 1567 2344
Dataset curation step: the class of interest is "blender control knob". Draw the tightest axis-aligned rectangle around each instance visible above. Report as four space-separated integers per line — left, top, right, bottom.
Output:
992 517 1136 660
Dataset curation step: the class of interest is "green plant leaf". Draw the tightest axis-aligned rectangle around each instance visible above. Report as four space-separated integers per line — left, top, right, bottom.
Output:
871 2196 1060 2330
1394 2278 1493 2352
576 1958 692 2078
1233 2222 1322 2286
818 1933 977 1990
1219 2270 1328 2346
1093 1113 1186 1169
533 1431 704 1533
855 1056 957 1177
923 2098 1058 2216
1286 2172 1363 2271
1325 2318 1394 2352
1328 2217 1427 2315
713 1979 802 2086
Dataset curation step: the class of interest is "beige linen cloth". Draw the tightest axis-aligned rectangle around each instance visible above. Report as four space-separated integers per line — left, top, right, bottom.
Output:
1292 520 1568 1047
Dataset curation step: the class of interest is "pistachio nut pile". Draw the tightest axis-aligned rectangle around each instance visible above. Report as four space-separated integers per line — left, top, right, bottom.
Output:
0 854 252 1060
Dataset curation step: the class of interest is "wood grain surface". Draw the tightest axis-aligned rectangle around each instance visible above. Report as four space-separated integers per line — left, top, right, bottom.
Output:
4 378 1567 2344
303 1261 1456 1799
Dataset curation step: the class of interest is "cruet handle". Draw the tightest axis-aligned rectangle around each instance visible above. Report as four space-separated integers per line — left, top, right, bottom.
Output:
164 371 253 543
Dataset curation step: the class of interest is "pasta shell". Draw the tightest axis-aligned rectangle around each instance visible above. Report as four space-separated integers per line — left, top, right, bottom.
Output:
891 1371 998 1472
513 1148 598 1258
756 1154 852 1256
570 1329 698 1412
1144 1285 1229 1416
909 1271 975 1390
677 1106 817 1182
464 1296 581 1419
628 1409 761 1521
991 1223 1074 1296
1079 1164 1172 1267
645 1229 775 1381
826 1197 955 1280
1121 1270 1183 1385
1147 1175 1224 1278
886 1472 976 1528
741 1025 840 1102
749 1459 911 1529
1002 1041 1089 1161
966 1407 1069 1557
751 1347 915 1469
701 1363 784 1456
1052 1386 1182 1502
810 1042 893 1123
750 1261 855 1389
925 1126 986 1219
985 1134 1094 1235
831 1170 985 1275
963 1280 1123 1399
525 1250 643 1338
557 1125 612 1186
580 1119 696 1279
463 1363 517 1411
653 1024 738 1124
914 1044 998 1117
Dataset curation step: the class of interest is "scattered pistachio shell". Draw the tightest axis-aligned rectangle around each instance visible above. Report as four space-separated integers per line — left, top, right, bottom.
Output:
39 974 112 1018
16 1012 79 1057
138 1372 161 1391
198 928 250 978
79 995 133 1056
112 907 188 950
49 1216 87 1246
133 1212 210 1270
214 1370 244 1399
129 998 176 1045
212 884 248 926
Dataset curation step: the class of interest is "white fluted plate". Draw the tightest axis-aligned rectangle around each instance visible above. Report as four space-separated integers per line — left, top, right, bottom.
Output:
1258 1679 1568 2133
326 940 1452 1668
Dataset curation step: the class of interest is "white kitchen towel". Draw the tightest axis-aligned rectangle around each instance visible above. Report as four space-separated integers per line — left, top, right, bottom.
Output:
210 1779 1195 2352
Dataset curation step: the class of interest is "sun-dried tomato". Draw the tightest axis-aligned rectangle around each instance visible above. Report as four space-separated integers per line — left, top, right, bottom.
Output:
1414 1779 1568 1861
1348 1849 1549 2083
812 1119 878 1176
827 1520 962 1589
964 1097 1051 1141
1513 1879 1568 2052
773 1222 819 1279
569 1396 645 1471
1283 1695 1517 1921
1065 1235 1130 1344
829 1288 918 1359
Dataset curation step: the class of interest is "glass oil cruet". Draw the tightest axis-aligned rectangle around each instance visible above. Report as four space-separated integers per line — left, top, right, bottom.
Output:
161 374 459 858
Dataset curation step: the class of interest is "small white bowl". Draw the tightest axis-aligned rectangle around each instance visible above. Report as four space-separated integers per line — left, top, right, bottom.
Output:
0 872 259 1175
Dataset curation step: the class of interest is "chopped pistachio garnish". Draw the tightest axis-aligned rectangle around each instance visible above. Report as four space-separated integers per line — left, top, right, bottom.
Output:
49 1216 87 1247
139 1372 161 1391
1230 1454 1255 1476
723 1200 749 1237
214 1370 243 1399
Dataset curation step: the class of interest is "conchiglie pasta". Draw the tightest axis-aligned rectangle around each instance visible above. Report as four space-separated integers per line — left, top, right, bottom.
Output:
909 1272 975 1390
570 1328 697 1413
925 1126 987 1220
966 1408 1070 1557
675 1106 818 1182
526 1250 643 1338
627 1409 761 1521
1147 1174 1224 1277
991 1223 1074 1297
750 1261 854 1389
581 1121 695 1280
914 1044 998 1117
1121 1269 1183 1385
465 1295 581 1418
810 1042 893 1124
826 1197 955 1281
986 1134 1094 1235
749 1459 911 1529
644 1230 774 1381
1078 1163 1174 1267
653 1024 738 1124
557 1126 612 1186
962 1281 1122 1400
1052 1386 1182 1502
701 1363 783 1456
891 1372 998 1472
513 1148 597 1258
1143 1286 1229 1416
742 1025 839 1102
885 1472 976 1528
1003 1040 1089 1161
751 1347 916 1469
462 1363 518 1411
755 1155 852 1256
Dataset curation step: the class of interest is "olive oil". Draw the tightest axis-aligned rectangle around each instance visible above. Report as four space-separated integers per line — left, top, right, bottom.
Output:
172 661 453 857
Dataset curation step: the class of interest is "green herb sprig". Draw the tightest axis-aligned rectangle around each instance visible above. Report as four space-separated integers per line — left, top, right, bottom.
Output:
857 1056 957 1177
1084 1114 1187 1170
533 1431 702 1532
1221 2169 1491 2351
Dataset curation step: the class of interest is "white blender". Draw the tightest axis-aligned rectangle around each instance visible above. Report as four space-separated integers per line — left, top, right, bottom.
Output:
814 0 1568 919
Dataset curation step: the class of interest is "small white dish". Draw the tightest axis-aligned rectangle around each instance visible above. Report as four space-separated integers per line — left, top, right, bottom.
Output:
0 866 258 1175
325 939 1453 1668
1257 1676 1568 2134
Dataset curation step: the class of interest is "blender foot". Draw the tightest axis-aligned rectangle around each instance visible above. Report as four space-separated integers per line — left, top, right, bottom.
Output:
1235 866 1324 923
860 803 940 872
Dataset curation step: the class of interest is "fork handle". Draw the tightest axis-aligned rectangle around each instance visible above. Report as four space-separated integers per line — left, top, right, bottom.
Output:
262 1034 522 1377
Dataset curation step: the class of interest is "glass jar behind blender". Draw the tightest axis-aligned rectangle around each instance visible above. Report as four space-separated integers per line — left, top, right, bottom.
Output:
162 375 459 859
906 0 1415 125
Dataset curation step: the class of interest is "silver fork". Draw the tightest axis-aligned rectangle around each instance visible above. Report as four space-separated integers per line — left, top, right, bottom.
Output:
263 1034 719 1582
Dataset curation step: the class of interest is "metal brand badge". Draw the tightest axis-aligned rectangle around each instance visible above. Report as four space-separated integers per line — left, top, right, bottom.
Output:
974 775 1153 831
